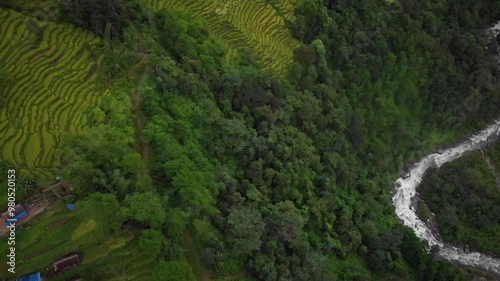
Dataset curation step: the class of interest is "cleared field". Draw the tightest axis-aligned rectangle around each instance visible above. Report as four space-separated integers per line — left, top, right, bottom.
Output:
0 202 155 280
0 8 107 179
147 0 302 76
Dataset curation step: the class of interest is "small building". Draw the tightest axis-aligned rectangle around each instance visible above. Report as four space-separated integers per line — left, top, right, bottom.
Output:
5 203 28 226
16 272 42 281
53 253 80 273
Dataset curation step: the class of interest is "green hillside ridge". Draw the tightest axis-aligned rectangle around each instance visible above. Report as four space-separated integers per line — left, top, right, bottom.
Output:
0 8 107 179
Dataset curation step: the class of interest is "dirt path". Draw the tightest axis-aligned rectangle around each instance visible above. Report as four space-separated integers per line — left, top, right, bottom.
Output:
183 229 212 281
131 25 149 174
483 154 500 192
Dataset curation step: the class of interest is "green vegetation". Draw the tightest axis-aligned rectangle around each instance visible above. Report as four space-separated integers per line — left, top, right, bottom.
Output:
420 142 500 255
0 200 156 280
0 8 105 179
145 0 301 76
1 0 499 280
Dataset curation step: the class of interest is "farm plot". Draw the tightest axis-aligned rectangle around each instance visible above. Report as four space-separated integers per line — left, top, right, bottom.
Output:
0 201 154 280
0 8 107 179
147 0 302 76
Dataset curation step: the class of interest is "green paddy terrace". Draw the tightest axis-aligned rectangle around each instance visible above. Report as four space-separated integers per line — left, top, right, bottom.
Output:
146 0 302 76
0 8 108 179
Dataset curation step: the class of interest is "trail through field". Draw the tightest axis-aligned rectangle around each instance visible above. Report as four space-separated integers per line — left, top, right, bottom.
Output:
183 229 212 281
132 25 149 175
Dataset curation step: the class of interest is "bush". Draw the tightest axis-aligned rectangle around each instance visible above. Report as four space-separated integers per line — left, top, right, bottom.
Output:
139 229 165 257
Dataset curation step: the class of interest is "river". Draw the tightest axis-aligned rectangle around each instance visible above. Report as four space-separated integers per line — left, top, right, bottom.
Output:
392 120 500 274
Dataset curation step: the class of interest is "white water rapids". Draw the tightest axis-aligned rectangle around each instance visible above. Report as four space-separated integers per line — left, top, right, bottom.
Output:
392 120 500 274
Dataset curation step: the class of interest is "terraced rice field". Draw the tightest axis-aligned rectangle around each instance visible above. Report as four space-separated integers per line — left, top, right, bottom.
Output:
147 0 302 76
0 8 107 179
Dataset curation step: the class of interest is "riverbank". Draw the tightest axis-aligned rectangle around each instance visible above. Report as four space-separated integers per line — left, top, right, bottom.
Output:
392 121 500 275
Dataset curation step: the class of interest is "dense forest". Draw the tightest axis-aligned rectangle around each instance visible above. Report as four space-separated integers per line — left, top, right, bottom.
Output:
2 0 500 280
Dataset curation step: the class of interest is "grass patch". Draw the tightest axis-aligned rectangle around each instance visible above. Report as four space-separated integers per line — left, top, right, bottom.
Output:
82 234 132 264
71 219 96 240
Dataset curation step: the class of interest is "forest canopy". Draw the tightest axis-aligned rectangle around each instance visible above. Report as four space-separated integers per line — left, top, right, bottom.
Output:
9 0 499 280
141 1 495 279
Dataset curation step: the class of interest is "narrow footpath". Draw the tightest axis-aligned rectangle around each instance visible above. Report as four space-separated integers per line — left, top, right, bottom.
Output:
131 25 149 174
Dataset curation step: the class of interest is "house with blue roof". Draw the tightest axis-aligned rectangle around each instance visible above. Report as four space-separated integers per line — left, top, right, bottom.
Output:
16 272 42 281
5 203 28 226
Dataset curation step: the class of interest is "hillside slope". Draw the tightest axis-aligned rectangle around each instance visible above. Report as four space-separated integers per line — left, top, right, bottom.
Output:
146 0 301 76
0 8 107 178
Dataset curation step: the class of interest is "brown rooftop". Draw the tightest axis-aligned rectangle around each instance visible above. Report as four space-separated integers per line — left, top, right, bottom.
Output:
53 253 80 272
